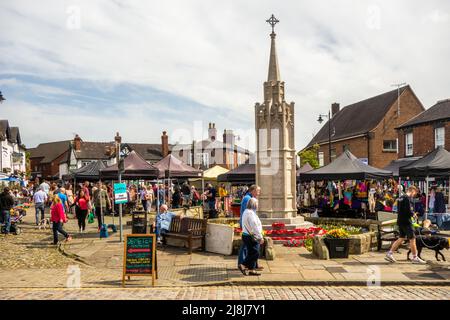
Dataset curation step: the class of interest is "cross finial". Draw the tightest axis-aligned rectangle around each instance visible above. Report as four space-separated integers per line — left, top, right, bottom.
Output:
266 14 279 33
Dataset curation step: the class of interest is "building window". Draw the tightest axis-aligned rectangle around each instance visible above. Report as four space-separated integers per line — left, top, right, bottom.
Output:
405 133 413 156
435 127 445 148
318 152 324 167
383 140 397 152
330 149 337 162
196 153 209 168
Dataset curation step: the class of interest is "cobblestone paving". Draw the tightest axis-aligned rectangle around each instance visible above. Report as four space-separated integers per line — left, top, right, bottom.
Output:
0 286 448 300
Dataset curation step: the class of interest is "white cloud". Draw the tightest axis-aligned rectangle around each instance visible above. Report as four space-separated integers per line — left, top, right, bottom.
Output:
0 0 449 150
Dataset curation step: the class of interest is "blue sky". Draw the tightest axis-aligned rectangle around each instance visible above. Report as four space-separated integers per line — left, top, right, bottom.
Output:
0 0 449 151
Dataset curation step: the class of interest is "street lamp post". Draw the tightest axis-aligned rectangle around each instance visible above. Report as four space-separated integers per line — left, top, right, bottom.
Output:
318 110 332 164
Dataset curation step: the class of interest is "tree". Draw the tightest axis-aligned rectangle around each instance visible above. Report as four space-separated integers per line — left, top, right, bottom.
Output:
298 144 320 169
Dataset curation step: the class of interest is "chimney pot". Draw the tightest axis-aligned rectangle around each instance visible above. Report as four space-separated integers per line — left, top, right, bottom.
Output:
74 134 82 151
161 131 169 157
331 102 340 117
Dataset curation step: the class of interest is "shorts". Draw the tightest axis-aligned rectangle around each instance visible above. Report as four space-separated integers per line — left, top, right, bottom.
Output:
398 224 415 240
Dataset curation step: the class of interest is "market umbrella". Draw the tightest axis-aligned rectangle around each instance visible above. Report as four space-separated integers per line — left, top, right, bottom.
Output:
299 149 393 181
100 150 159 180
198 165 229 181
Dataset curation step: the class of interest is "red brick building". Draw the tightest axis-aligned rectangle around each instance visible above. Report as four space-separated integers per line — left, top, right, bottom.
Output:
302 85 425 169
397 99 450 158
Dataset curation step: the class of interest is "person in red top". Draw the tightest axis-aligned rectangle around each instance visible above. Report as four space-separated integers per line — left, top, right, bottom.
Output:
73 189 89 233
50 195 72 244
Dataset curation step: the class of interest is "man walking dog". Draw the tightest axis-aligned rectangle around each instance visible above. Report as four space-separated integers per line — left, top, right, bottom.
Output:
385 186 426 264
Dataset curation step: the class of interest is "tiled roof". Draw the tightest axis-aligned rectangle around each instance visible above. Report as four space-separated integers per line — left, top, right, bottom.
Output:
0 120 10 141
305 86 410 148
73 141 114 160
28 140 71 164
397 99 450 129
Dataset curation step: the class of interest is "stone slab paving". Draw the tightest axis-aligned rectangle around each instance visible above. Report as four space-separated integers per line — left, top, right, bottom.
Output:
1 208 450 289
0 286 448 300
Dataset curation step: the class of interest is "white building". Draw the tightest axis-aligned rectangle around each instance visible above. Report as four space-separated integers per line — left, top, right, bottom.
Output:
0 120 26 175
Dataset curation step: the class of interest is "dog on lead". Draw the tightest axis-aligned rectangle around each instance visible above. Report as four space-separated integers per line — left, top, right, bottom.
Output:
38 218 50 230
407 236 449 262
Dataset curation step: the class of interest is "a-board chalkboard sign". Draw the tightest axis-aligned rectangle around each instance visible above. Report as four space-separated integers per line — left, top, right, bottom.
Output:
122 234 157 286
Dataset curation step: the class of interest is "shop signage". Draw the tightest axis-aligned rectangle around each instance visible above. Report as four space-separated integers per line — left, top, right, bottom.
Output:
114 182 128 204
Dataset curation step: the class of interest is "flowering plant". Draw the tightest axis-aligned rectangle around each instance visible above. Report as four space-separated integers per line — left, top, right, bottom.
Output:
324 228 349 239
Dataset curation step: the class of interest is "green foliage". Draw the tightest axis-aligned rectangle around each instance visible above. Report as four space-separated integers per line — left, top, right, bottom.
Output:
318 224 362 235
298 144 320 169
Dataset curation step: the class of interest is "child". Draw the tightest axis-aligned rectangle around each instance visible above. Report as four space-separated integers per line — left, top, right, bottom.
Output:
50 195 72 245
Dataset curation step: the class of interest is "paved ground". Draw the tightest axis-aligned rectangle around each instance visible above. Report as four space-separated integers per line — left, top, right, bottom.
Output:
0 286 449 300
1 207 449 293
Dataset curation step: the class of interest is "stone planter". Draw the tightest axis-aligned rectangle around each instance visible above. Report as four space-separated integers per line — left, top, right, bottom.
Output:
324 238 350 259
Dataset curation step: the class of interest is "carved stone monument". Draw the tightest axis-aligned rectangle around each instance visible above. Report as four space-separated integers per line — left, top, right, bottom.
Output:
255 15 302 224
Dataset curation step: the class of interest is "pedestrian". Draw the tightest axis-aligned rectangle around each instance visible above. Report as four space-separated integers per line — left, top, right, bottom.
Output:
50 195 72 244
219 183 228 211
0 187 15 234
65 183 74 216
82 181 91 201
140 185 149 212
73 189 89 233
39 179 50 195
205 183 217 219
172 186 181 209
158 184 166 206
434 187 446 228
181 181 191 206
57 187 69 215
385 186 426 264
33 186 48 226
238 198 264 276
191 186 200 206
237 185 262 270
93 182 111 231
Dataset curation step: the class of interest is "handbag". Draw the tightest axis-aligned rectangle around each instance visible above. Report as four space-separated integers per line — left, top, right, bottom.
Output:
88 211 95 224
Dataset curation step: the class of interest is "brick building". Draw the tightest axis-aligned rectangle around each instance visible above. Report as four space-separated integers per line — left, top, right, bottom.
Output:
397 98 450 158
302 85 425 169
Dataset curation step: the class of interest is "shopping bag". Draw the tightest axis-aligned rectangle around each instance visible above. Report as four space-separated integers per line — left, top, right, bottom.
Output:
88 212 95 224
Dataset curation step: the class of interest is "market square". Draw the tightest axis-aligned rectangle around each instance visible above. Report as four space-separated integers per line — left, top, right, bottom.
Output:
1 1 450 303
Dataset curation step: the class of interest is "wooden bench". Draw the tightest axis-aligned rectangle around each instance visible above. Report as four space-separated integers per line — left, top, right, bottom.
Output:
162 217 207 254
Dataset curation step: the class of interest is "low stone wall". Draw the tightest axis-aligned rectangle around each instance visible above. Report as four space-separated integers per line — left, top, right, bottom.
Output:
312 231 377 259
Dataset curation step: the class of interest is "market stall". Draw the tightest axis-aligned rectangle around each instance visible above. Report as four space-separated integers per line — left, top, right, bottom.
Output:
217 163 255 185
62 160 106 186
298 150 394 219
399 146 450 223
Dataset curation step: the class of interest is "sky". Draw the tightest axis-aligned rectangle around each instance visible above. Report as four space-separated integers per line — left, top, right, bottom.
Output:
0 0 449 151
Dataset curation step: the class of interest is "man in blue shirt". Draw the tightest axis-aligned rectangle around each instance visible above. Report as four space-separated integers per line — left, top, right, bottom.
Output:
238 185 261 268
57 188 69 214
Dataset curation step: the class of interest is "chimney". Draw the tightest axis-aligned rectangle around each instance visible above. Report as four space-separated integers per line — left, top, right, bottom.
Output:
74 134 82 151
223 129 235 148
208 123 217 141
331 102 340 117
161 131 169 157
114 132 122 144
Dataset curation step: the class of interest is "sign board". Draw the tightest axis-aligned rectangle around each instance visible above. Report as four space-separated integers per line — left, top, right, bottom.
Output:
122 234 157 286
358 158 368 165
114 183 128 204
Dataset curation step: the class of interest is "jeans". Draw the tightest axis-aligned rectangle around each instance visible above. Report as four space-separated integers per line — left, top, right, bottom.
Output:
52 221 69 244
35 203 45 225
237 242 247 266
241 234 260 270
141 200 148 212
1 210 11 234
95 207 103 229
208 200 217 219
76 208 88 230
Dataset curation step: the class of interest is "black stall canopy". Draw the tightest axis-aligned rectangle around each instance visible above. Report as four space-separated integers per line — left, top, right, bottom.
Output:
100 150 159 180
299 150 393 181
217 163 255 185
384 157 421 177
63 160 106 181
399 146 450 178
